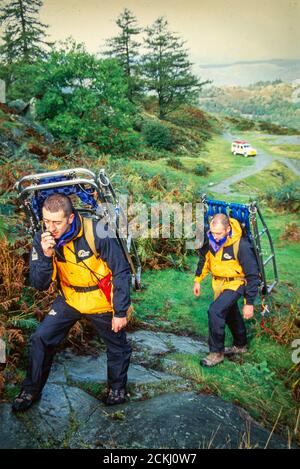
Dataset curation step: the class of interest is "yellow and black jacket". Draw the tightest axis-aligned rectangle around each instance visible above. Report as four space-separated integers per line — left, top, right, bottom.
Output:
194 218 259 303
29 213 131 317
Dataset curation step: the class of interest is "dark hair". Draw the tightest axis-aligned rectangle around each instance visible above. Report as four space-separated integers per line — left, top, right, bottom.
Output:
210 213 230 229
42 194 73 217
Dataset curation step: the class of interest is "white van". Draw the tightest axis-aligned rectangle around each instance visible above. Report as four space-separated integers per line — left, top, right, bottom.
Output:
231 140 257 157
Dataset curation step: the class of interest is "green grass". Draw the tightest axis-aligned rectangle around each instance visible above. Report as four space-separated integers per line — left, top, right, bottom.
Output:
232 160 298 195
166 346 296 445
69 380 106 399
271 144 300 158
202 136 254 184
237 131 300 161
132 257 211 337
260 210 300 293
124 135 255 198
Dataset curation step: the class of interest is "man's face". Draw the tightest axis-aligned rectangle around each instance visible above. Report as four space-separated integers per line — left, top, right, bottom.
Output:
42 208 74 239
209 221 230 242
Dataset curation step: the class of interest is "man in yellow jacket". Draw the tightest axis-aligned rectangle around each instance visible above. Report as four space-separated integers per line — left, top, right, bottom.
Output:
194 213 260 367
12 194 132 411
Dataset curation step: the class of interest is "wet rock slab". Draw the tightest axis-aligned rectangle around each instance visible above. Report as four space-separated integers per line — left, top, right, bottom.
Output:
1 385 292 449
0 383 107 448
70 392 289 449
0 404 39 449
0 331 294 449
49 351 179 386
128 330 208 356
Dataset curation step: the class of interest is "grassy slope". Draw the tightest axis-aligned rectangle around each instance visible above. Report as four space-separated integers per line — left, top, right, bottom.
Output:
131 131 300 445
126 136 254 192
1 108 299 445
232 160 298 195
238 130 300 161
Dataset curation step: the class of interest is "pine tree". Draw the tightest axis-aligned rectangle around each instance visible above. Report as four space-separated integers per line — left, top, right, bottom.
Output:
142 17 209 119
104 8 142 101
0 0 51 63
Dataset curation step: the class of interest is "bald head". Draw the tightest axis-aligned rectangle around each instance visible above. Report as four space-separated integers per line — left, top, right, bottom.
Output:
209 214 231 241
210 213 230 229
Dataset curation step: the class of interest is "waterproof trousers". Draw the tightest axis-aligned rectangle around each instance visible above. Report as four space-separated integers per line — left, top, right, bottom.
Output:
208 289 247 353
22 295 132 395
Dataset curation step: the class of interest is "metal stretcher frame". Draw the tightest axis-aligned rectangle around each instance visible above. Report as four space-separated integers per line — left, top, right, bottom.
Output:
201 194 278 295
15 168 142 290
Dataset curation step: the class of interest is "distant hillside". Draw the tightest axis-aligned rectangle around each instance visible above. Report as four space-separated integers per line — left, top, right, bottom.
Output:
199 80 300 130
196 59 300 87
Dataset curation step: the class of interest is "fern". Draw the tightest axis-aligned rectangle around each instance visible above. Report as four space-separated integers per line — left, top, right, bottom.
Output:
8 317 38 330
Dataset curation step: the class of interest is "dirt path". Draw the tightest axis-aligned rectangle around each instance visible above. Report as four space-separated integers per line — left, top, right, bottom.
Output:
212 132 300 195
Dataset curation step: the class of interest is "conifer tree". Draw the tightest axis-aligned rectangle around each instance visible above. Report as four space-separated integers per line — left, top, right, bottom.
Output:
0 0 51 63
142 17 209 118
104 8 142 101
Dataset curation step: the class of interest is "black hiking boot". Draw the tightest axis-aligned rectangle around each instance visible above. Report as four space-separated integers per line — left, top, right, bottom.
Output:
105 388 126 406
12 390 41 412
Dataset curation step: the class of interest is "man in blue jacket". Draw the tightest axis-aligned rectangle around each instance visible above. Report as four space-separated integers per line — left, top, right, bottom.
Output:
12 193 132 411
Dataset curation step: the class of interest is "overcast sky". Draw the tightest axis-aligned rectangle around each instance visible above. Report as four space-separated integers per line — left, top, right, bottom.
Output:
38 0 300 64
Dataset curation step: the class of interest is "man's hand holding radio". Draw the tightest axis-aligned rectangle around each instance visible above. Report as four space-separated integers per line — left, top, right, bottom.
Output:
41 231 56 257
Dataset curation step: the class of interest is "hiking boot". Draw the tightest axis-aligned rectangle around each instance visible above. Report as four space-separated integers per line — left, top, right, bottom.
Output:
224 345 248 355
12 390 41 412
200 352 224 368
105 388 126 406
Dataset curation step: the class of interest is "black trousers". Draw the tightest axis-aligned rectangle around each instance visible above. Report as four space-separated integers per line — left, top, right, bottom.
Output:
22 295 132 395
208 289 247 353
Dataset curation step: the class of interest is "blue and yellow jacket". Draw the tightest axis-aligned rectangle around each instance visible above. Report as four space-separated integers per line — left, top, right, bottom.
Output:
29 213 131 317
194 218 259 304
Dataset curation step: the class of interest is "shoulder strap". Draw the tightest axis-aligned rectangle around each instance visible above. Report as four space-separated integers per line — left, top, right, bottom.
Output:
82 217 98 258
233 238 241 261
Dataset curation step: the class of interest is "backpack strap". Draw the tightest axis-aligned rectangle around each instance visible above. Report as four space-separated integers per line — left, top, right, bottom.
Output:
232 238 241 261
82 216 135 318
82 217 99 258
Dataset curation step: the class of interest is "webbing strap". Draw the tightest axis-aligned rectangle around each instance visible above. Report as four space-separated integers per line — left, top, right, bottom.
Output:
82 217 98 258
213 275 245 282
69 284 99 293
233 238 240 260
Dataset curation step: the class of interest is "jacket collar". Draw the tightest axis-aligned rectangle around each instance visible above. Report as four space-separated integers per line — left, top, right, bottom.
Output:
208 229 231 253
56 211 83 248
208 217 242 253
223 217 242 247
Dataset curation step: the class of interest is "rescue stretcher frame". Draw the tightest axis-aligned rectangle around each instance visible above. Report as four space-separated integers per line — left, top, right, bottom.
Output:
14 168 142 290
201 194 278 295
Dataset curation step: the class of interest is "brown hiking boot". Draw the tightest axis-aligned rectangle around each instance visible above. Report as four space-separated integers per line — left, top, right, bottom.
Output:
224 345 248 355
200 352 224 368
